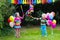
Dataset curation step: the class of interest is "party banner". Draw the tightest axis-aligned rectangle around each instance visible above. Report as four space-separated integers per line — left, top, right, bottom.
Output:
11 0 14 4
53 0 55 3
14 0 18 4
23 0 27 4
42 0 47 4
47 0 53 3
18 0 23 4
32 0 36 4
28 0 32 4
37 0 41 4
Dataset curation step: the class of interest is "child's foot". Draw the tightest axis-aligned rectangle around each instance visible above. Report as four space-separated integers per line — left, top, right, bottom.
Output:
16 36 20 38
45 35 47 37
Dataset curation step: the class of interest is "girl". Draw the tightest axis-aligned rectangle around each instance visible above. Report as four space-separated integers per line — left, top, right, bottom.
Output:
14 12 24 38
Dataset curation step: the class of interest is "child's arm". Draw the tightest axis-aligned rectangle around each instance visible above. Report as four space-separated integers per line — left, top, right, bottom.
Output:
20 12 24 19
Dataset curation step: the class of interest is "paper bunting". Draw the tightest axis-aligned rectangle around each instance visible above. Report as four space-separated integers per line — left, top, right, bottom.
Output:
10 0 56 4
37 0 41 4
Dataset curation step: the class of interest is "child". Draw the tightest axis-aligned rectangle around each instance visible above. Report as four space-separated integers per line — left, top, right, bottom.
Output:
14 12 24 38
33 13 47 37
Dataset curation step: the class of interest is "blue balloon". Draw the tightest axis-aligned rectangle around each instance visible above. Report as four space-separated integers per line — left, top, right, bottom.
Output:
49 14 53 20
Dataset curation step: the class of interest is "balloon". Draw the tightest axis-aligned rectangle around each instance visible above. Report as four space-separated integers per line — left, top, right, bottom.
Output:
47 20 50 26
51 24 56 29
30 4 34 8
48 20 52 25
49 13 54 20
9 22 15 28
53 20 56 24
9 16 14 22
51 12 55 17
46 13 50 19
8 18 12 23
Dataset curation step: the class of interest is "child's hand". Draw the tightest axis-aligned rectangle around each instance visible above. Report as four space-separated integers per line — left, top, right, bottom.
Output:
36 18 39 20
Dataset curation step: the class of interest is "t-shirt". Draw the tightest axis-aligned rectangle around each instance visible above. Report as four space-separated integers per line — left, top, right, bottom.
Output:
40 18 47 25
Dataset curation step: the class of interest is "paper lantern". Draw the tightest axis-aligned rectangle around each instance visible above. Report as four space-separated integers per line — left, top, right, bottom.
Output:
37 0 41 4
23 0 27 4
42 0 47 4
18 0 23 4
47 0 53 3
53 0 55 3
11 0 14 4
14 0 18 4
28 0 32 4
32 0 36 4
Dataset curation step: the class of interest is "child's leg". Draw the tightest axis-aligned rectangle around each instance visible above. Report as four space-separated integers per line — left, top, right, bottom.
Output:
18 28 20 37
44 25 47 36
41 25 47 36
15 28 20 38
41 25 45 36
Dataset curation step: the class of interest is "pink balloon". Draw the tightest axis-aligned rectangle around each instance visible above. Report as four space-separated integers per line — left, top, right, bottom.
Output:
51 24 56 29
47 20 50 26
48 20 52 25
47 20 52 26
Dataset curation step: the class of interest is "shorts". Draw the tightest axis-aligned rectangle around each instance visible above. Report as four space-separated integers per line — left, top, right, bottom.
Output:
14 26 21 29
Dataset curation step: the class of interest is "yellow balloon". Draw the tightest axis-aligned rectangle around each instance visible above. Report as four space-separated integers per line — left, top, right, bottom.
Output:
53 20 56 24
9 16 14 22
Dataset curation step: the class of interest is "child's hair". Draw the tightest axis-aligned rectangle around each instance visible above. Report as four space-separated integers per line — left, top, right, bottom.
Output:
15 12 20 17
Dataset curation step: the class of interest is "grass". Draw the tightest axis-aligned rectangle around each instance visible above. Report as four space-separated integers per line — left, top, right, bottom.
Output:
0 26 60 40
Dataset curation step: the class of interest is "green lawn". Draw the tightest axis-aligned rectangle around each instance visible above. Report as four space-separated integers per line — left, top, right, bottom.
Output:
0 26 60 40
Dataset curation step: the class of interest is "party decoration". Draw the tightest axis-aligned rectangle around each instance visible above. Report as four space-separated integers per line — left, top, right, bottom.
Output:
14 0 18 4
11 0 14 4
8 18 12 23
51 23 56 29
51 11 55 17
53 20 56 24
53 0 55 3
29 4 34 12
37 0 41 4
18 0 23 4
32 0 36 4
47 0 53 3
48 20 52 25
47 20 50 26
23 0 27 4
9 0 56 4
46 13 50 19
49 13 54 20
42 0 47 4
9 22 15 28
9 16 14 22
28 0 32 4
42 13 46 19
